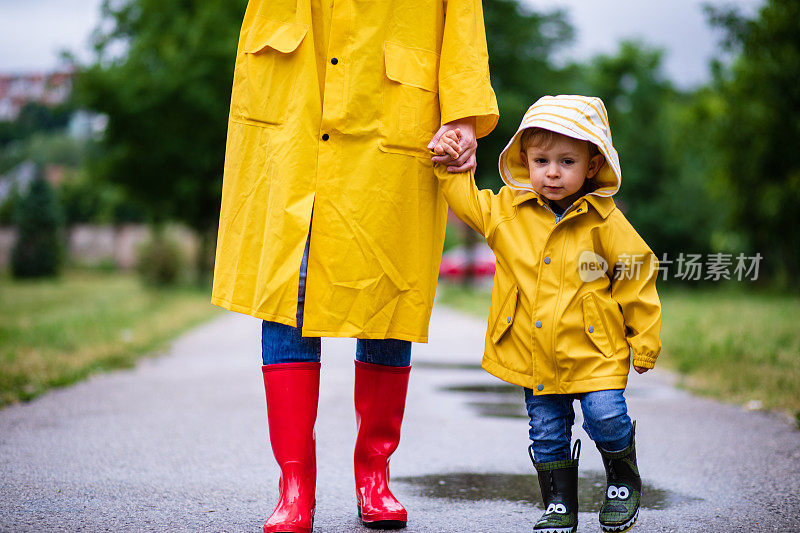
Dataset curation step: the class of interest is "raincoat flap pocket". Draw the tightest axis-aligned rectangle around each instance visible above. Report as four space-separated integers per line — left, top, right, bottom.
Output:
245 17 308 55
492 285 518 343
581 293 614 358
384 41 439 93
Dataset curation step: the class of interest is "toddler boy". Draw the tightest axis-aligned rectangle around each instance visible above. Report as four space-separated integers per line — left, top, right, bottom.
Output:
434 95 662 533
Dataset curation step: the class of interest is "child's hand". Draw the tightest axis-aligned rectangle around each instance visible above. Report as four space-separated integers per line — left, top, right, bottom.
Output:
633 365 650 374
433 129 463 160
429 117 477 173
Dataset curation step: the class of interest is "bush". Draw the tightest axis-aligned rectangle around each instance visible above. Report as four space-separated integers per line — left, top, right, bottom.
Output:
135 231 185 286
11 175 65 278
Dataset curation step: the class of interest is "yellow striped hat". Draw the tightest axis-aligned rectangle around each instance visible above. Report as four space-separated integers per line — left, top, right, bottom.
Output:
498 95 621 197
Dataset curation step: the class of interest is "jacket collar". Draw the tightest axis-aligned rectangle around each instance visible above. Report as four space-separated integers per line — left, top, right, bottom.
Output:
511 190 616 219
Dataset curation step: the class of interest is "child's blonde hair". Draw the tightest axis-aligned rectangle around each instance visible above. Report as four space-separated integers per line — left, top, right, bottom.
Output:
520 127 601 160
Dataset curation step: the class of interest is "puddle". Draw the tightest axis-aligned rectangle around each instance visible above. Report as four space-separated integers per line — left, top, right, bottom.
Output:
443 383 528 418
464 401 527 418
442 383 686 419
395 472 698 511
445 384 520 395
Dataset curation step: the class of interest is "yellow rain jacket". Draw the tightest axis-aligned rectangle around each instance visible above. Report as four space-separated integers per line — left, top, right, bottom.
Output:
211 0 498 342
436 95 662 393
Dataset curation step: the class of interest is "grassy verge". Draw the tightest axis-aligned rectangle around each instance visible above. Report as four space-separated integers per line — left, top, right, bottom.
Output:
436 282 800 423
0 270 222 406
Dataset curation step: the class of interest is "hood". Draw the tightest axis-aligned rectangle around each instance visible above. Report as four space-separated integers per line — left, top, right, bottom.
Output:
498 95 621 198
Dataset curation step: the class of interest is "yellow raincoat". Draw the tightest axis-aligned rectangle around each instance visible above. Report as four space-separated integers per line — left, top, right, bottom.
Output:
436 95 662 393
211 0 498 342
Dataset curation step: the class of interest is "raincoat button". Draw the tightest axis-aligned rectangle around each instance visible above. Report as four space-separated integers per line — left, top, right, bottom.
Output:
535 320 542 328
537 384 544 391
507 316 511 323
322 133 330 141
544 257 551 264
588 326 595 333
331 57 338 65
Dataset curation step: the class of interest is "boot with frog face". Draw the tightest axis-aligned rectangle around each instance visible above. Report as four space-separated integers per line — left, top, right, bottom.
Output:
597 422 641 533
530 440 580 533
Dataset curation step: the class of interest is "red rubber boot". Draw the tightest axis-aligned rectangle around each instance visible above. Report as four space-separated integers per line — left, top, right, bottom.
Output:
353 360 411 529
261 362 320 533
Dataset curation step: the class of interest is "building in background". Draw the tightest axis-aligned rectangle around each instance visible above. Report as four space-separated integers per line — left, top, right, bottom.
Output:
0 71 73 121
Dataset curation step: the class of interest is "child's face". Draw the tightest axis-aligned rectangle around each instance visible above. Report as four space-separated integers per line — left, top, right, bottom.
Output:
521 134 604 210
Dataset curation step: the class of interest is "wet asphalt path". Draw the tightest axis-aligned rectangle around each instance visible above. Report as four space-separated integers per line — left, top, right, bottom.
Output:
1 305 799 532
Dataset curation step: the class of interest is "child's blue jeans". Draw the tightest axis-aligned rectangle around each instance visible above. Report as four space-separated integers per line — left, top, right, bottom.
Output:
524 388 632 463
261 234 411 367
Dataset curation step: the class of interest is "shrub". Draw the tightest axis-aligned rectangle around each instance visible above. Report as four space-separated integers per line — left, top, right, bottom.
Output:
135 230 185 286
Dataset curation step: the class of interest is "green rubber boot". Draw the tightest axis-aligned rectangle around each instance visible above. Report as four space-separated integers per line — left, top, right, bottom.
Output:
530 440 581 533
597 422 641 533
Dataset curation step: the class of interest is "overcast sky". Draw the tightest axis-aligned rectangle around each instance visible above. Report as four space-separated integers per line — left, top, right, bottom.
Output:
523 0 763 87
0 0 764 88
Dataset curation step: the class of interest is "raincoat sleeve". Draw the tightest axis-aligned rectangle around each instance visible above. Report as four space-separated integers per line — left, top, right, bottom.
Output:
606 213 662 369
434 165 495 238
439 0 499 138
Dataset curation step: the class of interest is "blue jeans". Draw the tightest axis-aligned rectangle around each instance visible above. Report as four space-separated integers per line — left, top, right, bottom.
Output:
525 388 632 463
261 234 411 367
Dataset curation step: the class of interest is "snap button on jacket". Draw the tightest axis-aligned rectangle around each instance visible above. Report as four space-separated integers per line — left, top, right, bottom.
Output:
211 0 499 342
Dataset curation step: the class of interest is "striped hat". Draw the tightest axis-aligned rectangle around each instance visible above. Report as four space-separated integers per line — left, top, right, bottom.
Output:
498 95 621 197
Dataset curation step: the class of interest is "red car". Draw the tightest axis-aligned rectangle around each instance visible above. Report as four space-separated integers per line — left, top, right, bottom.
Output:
439 243 496 279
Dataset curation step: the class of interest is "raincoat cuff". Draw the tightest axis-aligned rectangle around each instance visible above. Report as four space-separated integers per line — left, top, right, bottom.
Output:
432 162 468 181
439 71 499 138
632 353 657 369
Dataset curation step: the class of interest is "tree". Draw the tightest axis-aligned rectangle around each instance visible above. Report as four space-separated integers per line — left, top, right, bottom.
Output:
11 172 65 278
0 186 21 226
575 41 731 261
0 102 73 148
57 168 146 225
706 0 800 283
75 0 247 279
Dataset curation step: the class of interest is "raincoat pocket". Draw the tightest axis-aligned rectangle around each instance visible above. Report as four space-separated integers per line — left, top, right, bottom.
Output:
582 293 615 358
234 17 308 125
491 285 518 343
379 41 440 157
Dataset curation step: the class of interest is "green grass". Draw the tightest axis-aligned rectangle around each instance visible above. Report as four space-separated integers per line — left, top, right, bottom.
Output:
437 282 493 317
436 282 800 420
0 270 222 406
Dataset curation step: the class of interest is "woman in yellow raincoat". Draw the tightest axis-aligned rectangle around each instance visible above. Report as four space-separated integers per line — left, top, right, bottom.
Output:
210 1 498 531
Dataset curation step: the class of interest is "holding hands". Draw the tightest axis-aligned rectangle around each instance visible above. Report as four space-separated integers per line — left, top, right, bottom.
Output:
428 117 477 173
432 129 464 161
